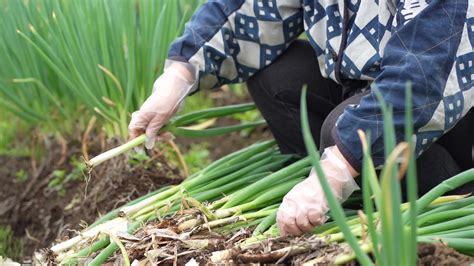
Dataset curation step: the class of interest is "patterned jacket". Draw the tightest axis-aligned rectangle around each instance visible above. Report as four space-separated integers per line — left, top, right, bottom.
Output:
169 0 473 171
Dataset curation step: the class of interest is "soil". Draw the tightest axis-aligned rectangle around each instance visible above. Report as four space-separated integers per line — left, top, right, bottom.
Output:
418 243 472 266
0 135 182 261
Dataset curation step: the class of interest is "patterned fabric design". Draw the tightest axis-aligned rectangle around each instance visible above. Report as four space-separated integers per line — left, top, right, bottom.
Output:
254 0 282 21
457 53 474 91
168 0 473 169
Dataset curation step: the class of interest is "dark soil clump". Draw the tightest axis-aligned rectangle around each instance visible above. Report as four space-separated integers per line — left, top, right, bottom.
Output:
418 242 472 266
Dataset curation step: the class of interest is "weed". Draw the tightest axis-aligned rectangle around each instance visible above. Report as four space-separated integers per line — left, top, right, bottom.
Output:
0 226 22 261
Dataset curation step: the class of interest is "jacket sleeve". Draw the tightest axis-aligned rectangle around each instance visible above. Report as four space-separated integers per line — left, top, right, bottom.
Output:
168 0 303 92
333 0 472 171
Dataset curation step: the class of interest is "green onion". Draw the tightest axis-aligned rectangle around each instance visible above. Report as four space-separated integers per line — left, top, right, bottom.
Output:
300 86 373 265
87 103 265 168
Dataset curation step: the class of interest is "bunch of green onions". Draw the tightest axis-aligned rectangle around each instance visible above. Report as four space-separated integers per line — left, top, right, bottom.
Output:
87 102 264 168
209 194 471 264
45 139 315 265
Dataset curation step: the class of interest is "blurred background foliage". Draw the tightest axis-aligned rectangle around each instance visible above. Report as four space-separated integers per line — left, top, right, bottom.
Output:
0 0 208 141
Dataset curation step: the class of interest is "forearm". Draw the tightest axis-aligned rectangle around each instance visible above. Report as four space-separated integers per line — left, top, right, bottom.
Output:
168 0 303 91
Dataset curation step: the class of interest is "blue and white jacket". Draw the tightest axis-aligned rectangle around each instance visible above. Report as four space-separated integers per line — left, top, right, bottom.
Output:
169 0 473 170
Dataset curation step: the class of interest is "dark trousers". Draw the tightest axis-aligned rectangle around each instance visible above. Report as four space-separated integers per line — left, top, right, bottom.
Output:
247 40 473 196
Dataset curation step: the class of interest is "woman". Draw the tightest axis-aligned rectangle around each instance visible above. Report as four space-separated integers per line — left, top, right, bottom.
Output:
128 0 473 236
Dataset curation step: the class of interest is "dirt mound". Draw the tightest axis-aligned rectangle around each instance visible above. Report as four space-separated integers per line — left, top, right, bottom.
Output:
418 242 472 266
0 136 182 260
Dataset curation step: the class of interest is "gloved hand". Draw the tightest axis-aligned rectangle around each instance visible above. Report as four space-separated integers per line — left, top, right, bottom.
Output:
277 146 359 236
128 60 197 149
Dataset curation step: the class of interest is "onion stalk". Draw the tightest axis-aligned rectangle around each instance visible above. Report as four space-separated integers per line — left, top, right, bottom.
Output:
87 103 265 168
50 140 308 264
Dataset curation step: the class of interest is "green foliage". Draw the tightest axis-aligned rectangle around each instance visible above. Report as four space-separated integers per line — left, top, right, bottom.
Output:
47 156 85 196
0 226 22 261
179 92 215 115
0 113 30 157
232 109 261 124
0 0 202 139
228 84 249 99
14 169 28 183
128 150 152 168
232 109 262 136
184 142 211 175
301 84 474 265
300 86 372 265
128 141 210 175
128 142 210 175
300 84 418 265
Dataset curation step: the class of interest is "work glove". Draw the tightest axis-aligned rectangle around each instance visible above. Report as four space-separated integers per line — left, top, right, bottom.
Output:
128 60 197 149
277 146 359 236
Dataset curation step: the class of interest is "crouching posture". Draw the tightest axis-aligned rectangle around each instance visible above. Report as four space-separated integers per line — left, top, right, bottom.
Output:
129 0 473 236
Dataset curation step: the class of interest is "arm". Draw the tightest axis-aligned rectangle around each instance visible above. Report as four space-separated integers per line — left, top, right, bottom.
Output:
129 0 304 145
334 0 471 171
168 0 304 93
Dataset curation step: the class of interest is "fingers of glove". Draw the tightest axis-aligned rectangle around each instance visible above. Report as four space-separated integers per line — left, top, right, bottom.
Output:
277 211 303 237
282 221 304 236
129 127 145 141
144 114 168 149
307 206 328 226
277 197 302 237
128 111 151 139
155 132 175 142
145 132 175 150
295 212 315 233
144 137 155 150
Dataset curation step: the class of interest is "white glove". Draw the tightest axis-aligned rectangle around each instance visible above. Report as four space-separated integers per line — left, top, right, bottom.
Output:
276 146 360 236
128 60 197 149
